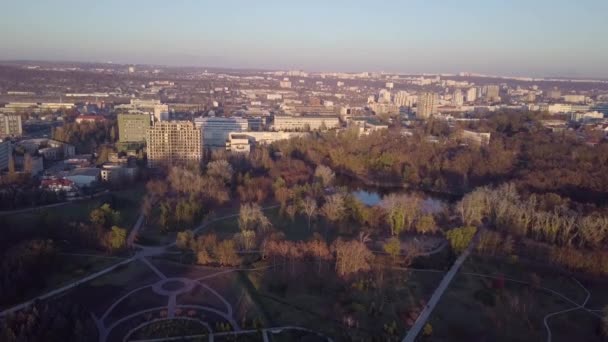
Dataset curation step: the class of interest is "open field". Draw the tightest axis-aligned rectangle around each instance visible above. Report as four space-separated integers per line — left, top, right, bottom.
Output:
427 256 607 342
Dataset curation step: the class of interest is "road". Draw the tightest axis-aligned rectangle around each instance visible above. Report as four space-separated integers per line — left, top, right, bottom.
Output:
401 230 479 342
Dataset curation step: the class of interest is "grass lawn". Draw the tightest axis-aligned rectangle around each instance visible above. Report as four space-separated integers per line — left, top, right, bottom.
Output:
427 256 606 342
0 254 120 309
243 266 444 340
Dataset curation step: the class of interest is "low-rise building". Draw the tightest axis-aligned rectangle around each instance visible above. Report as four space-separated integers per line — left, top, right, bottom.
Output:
226 131 309 153
194 116 248 148
100 163 138 183
460 130 491 146
271 115 340 131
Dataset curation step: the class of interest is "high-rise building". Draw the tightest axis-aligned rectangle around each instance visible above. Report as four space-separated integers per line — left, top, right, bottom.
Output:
146 121 203 167
194 116 249 148
417 92 438 119
118 113 151 143
0 114 23 138
547 88 561 100
453 89 464 106
0 139 11 171
466 87 477 103
485 85 500 102
394 91 417 107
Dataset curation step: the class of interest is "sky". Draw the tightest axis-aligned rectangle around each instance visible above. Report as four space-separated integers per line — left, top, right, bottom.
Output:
1 0 607 78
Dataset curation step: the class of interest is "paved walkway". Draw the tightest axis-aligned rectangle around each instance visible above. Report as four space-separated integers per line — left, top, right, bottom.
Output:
401 230 479 342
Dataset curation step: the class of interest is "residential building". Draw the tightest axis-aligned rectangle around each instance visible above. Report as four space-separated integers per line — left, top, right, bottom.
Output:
453 89 464 106
118 113 151 143
271 115 340 131
279 79 292 88
394 91 417 107
466 87 477 103
0 114 23 138
485 85 500 102
146 121 203 167
0 139 10 171
194 116 249 148
417 92 438 119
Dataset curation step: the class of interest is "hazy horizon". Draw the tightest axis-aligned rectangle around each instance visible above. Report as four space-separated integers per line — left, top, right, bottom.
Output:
1 0 607 78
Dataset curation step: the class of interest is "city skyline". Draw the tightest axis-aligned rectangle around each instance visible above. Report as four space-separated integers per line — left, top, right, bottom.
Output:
1 0 608 78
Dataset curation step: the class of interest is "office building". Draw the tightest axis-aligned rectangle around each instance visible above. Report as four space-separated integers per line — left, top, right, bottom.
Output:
0 114 23 138
485 85 500 102
272 115 340 131
453 89 464 106
118 113 151 143
194 116 249 148
417 92 438 119
153 104 169 121
147 121 203 167
0 139 10 171
466 87 477 103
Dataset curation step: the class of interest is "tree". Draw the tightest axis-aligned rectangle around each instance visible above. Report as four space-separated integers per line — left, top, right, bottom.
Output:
383 237 401 263
333 238 374 277
446 226 477 254
314 165 335 187
300 197 318 230
197 249 212 265
207 159 234 184
176 230 194 250
415 215 437 234
380 194 421 236
307 238 332 274
321 193 345 223
90 204 120 228
108 226 127 251
215 240 241 266
238 203 272 233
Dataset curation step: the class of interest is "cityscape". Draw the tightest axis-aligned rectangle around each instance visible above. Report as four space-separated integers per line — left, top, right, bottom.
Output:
1 1 608 342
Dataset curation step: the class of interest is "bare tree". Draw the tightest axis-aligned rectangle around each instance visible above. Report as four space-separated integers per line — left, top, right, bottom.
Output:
314 165 335 187
238 203 272 233
321 193 345 223
333 238 374 277
300 197 318 230
206 159 234 184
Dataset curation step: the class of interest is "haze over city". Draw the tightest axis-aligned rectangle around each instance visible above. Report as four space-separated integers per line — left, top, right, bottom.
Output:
1 2 608 342
1 0 608 78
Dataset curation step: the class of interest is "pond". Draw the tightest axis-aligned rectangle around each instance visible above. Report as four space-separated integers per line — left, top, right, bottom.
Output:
352 189 447 214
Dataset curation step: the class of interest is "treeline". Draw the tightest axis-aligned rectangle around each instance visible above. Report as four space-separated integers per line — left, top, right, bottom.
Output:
271 110 608 203
458 184 608 276
52 120 117 153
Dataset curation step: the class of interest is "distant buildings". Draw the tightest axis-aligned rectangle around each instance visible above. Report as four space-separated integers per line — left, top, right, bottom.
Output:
19 139 75 161
194 116 249 148
118 113 151 143
417 92 438 119
460 130 491 146
0 140 10 171
394 91 417 107
75 115 106 124
226 131 309 153
452 89 464 106
146 121 203 167
466 87 477 103
271 115 340 131
279 79 292 88
0 114 23 138
485 85 500 102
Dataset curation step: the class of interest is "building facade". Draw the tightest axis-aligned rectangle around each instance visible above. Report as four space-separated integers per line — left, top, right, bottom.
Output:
417 92 438 119
194 116 249 148
0 140 10 171
0 114 23 138
272 115 340 131
118 113 151 143
146 121 203 167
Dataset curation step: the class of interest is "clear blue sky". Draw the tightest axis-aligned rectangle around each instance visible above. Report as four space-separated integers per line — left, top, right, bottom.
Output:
1 0 607 77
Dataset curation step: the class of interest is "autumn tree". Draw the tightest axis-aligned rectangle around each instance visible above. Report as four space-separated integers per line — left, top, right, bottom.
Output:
446 226 477 254
321 193 345 223
238 203 272 233
380 194 421 236
107 226 127 252
333 238 374 277
415 214 437 234
215 240 241 266
176 230 195 250
383 237 401 263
